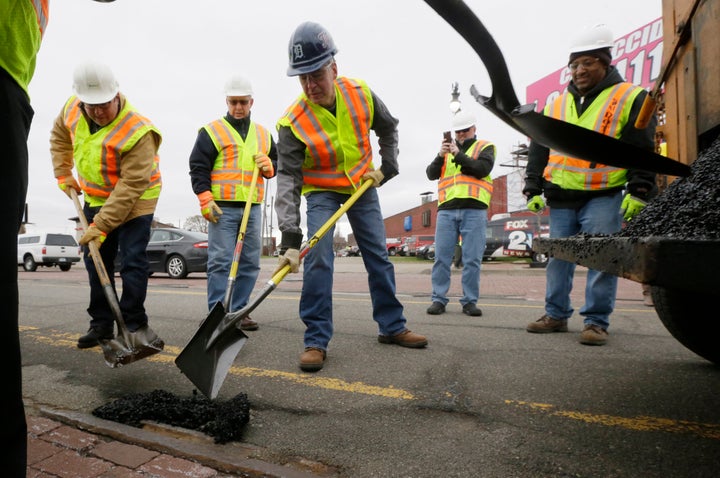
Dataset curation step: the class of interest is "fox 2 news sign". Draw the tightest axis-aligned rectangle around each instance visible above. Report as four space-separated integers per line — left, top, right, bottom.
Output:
526 17 663 112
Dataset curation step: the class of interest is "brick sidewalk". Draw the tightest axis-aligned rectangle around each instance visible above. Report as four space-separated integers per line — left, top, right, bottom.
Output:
25 409 330 478
27 415 229 477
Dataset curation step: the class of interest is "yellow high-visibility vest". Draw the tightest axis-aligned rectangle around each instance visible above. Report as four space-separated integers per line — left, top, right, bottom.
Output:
62 97 162 206
278 77 375 195
438 140 493 205
543 82 643 191
204 119 271 203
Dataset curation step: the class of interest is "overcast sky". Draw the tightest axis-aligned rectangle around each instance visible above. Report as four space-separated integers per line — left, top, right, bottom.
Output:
25 0 660 236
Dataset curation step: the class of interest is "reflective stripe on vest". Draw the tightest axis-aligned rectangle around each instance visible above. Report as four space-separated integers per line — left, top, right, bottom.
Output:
31 0 49 35
438 140 493 205
63 97 162 202
543 83 642 190
205 118 270 203
278 77 374 193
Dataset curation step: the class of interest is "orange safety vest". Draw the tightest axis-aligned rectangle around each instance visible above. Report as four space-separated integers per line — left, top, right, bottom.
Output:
438 140 494 205
204 119 271 203
278 77 374 193
63 97 162 201
543 82 642 191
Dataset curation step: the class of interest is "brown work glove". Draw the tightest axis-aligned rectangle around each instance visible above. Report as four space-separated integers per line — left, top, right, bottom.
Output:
254 153 274 178
362 169 384 187
197 191 223 223
57 176 81 198
79 223 107 249
273 248 300 276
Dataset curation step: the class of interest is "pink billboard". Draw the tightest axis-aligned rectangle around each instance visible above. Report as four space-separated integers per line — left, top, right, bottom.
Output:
525 18 663 112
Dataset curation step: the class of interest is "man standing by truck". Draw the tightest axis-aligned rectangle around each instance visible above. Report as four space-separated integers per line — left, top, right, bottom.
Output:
425 110 495 317
522 24 657 345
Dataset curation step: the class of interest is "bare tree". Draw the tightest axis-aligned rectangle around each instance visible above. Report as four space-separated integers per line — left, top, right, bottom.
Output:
332 229 348 254
184 215 208 233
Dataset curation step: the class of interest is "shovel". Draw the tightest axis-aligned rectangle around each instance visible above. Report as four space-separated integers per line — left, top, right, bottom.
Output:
175 178 375 399
221 164 261 311
70 189 164 367
185 165 262 385
423 0 691 178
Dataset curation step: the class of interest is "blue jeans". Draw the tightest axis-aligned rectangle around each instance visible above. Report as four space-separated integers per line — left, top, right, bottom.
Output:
545 192 623 329
301 188 406 350
431 208 487 306
206 204 262 312
83 206 153 332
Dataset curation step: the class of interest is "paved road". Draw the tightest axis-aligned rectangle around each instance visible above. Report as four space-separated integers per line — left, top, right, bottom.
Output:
19 258 720 477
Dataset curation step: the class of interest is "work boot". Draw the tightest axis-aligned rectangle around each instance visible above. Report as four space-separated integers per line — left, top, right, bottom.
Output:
237 316 259 331
462 303 483 317
77 327 114 349
526 315 568 333
579 324 608 346
378 329 428 348
426 302 446 315
299 347 326 372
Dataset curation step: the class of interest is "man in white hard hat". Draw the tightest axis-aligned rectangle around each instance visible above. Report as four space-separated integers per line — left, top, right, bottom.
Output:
522 23 657 345
426 110 495 317
189 74 277 331
275 21 428 373
50 60 164 349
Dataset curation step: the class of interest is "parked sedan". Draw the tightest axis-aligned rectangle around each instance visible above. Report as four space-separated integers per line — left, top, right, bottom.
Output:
147 228 208 279
416 243 435 261
116 228 208 279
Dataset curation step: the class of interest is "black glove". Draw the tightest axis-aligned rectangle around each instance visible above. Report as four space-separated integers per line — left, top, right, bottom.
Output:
452 155 469 168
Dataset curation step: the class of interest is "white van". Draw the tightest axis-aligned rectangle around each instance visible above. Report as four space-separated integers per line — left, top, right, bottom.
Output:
17 233 81 272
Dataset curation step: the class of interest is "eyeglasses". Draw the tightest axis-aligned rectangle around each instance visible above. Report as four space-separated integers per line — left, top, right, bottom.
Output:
568 57 601 71
227 98 251 106
298 61 333 85
455 127 472 134
82 100 115 111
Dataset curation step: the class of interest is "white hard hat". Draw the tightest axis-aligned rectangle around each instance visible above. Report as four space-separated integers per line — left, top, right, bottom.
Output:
569 23 614 54
452 111 476 131
72 61 119 104
224 75 253 96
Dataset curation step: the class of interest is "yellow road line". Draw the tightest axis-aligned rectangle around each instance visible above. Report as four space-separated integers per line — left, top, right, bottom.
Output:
506 400 720 440
21 329 415 400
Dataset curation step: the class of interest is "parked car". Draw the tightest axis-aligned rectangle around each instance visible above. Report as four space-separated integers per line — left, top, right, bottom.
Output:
416 243 435 260
116 228 208 279
341 245 361 257
17 232 81 272
386 237 402 256
398 235 434 256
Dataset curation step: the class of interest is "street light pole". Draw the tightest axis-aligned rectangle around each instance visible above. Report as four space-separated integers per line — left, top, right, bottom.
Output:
449 82 461 113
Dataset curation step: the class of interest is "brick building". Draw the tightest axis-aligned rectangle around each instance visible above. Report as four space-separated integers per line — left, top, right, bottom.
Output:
382 174 510 241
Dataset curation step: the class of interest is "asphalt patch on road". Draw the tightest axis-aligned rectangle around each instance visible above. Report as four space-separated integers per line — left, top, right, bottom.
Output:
92 389 250 444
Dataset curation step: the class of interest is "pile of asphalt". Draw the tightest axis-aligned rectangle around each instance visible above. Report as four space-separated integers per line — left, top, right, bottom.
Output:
620 136 720 239
92 389 250 444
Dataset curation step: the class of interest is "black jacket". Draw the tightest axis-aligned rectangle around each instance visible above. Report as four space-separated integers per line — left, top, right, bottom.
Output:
523 66 657 208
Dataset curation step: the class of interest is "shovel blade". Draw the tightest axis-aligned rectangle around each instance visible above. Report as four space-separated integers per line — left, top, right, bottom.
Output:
99 325 165 368
510 104 691 177
175 302 249 399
